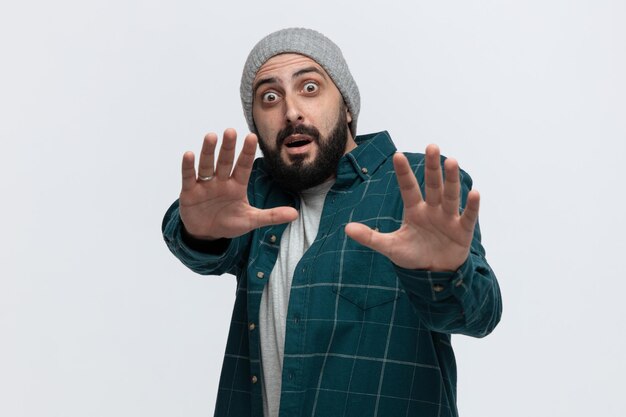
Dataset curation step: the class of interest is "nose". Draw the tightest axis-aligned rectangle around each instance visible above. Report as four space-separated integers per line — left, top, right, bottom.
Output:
284 95 304 125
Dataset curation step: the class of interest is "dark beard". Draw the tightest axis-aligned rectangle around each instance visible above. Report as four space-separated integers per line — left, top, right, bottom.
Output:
257 107 348 193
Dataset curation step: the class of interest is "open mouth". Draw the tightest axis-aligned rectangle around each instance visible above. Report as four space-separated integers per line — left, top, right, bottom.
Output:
284 135 313 148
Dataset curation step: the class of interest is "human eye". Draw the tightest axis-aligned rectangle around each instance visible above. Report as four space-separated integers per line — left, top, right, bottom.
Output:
262 91 280 103
302 82 319 94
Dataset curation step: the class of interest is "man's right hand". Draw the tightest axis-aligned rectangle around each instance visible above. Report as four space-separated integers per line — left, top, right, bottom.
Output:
179 128 298 241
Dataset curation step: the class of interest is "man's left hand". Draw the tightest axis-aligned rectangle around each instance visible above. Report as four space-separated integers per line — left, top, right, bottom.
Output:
344 145 480 272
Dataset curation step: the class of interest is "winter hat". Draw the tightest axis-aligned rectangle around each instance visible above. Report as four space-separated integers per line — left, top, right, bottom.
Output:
240 27 360 137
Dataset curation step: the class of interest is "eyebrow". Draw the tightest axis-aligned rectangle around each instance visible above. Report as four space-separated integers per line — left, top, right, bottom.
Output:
253 77 277 95
253 66 328 95
292 66 328 80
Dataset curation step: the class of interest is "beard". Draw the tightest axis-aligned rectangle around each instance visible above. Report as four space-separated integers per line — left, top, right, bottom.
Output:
257 106 349 193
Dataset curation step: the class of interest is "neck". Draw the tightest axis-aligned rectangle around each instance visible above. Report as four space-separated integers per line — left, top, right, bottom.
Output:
343 132 357 155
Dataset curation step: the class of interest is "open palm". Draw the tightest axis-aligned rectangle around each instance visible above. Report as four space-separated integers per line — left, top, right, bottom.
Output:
345 145 479 271
179 129 297 240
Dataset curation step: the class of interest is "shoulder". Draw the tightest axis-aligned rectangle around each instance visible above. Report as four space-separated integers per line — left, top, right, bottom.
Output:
248 157 273 188
247 158 296 209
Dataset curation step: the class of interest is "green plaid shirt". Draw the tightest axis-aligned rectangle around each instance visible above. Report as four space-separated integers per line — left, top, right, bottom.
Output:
162 131 502 417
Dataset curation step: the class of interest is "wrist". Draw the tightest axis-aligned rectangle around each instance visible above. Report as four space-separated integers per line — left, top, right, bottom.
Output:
180 223 230 254
181 224 220 242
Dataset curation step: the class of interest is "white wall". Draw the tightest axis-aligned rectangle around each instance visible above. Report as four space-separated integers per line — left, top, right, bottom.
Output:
1 1 624 416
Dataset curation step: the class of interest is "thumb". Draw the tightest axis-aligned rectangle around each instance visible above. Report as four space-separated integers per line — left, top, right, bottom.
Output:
253 206 299 229
344 222 393 258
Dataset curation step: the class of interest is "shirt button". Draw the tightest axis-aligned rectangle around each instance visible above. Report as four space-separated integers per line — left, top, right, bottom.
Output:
256 271 265 279
248 322 256 331
433 284 445 293
288 372 294 381
361 167 368 174
269 235 277 243
294 316 300 324
251 375 258 384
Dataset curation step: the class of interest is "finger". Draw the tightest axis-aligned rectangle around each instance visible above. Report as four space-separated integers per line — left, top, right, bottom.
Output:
215 128 237 181
252 206 298 229
181 151 196 192
460 190 480 233
393 153 423 209
441 158 461 215
198 132 217 179
344 222 395 258
231 133 258 186
424 144 443 207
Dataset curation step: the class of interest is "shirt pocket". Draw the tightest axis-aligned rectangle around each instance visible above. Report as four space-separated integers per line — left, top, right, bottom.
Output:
332 238 401 310
332 282 401 310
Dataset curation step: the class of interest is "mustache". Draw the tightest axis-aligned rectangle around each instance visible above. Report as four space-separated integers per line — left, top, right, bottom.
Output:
276 124 320 147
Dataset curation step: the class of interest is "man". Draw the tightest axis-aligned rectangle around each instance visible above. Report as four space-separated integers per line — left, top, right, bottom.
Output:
162 28 502 417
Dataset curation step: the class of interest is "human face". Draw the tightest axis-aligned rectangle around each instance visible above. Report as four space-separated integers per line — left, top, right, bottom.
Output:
252 54 356 189
257 102 349 192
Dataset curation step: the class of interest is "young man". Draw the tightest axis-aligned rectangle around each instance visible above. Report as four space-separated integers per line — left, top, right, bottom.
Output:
163 28 502 417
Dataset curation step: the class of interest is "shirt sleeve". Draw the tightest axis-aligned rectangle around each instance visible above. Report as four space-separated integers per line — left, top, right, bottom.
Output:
161 199 250 277
394 167 502 338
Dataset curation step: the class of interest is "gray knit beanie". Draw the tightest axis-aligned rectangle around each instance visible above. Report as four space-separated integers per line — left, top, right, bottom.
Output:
240 28 360 137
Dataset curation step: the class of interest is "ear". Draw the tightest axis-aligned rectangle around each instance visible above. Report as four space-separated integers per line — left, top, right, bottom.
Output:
346 108 352 124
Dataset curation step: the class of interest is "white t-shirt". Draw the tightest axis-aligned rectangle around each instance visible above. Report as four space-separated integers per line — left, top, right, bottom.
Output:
259 179 335 417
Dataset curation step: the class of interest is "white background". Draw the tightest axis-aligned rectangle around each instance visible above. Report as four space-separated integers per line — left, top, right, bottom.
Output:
1 1 625 416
